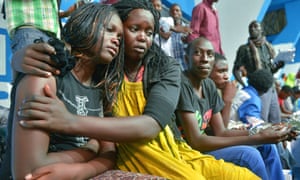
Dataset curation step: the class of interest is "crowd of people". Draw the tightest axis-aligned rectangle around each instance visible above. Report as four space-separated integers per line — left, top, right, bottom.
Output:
0 0 299 179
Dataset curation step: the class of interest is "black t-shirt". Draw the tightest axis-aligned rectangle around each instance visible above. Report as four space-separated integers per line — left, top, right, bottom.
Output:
176 74 224 136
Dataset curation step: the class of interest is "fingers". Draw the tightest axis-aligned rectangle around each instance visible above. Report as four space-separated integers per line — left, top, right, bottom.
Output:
19 119 49 129
19 96 52 109
24 43 60 76
24 171 51 180
23 65 53 77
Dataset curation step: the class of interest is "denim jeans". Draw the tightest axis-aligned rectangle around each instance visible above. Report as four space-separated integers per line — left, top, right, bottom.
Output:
292 137 300 180
10 27 52 53
257 144 284 180
207 144 283 180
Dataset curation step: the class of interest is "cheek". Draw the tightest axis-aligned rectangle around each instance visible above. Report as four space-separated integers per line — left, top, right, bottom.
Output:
147 36 153 47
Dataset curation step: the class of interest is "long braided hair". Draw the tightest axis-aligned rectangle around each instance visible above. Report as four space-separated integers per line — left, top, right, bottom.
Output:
62 3 124 110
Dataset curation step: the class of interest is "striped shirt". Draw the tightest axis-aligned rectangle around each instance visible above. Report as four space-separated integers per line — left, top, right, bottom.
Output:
5 0 60 38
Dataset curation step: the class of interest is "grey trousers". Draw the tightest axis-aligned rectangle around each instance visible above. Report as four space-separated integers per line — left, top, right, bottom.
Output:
260 86 281 123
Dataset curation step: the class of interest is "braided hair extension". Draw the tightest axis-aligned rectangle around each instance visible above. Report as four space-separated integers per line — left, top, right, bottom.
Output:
62 3 124 110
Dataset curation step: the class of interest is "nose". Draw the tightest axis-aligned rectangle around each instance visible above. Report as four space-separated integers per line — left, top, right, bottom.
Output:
200 53 209 63
224 72 229 80
111 36 120 47
137 32 146 41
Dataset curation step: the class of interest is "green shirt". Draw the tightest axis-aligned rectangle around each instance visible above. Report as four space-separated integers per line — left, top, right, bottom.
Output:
5 0 60 38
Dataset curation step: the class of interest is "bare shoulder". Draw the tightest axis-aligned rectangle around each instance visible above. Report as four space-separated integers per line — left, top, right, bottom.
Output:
16 75 56 99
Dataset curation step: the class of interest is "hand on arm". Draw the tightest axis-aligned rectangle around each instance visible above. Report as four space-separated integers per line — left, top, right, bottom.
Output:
12 43 60 78
25 141 116 180
18 84 162 142
25 152 116 180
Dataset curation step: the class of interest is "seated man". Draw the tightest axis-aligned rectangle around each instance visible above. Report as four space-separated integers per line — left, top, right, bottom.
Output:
176 37 291 180
230 69 274 129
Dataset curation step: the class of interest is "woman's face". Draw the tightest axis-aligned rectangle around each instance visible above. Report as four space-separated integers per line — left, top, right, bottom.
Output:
123 9 154 62
91 13 123 64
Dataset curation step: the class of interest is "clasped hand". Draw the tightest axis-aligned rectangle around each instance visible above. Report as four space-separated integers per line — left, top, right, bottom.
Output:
257 123 297 143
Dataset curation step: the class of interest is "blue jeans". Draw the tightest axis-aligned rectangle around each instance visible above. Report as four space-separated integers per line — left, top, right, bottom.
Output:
292 137 300 180
293 167 300 180
257 144 284 180
206 145 268 180
10 28 52 53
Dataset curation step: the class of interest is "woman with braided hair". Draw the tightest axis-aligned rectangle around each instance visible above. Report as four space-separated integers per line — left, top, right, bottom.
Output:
12 0 259 179
0 3 124 179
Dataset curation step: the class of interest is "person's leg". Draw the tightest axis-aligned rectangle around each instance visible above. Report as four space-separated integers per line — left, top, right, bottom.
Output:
206 145 268 179
291 137 300 180
260 87 281 123
257 144 284 180
260 87 272 123
268 87 281 123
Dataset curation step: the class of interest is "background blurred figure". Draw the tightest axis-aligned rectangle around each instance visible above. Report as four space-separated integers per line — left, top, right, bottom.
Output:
188 0 224 55
291 137 300 180
169 3 191 71
151 0 174 57
233 20 284 124
278 85 294 120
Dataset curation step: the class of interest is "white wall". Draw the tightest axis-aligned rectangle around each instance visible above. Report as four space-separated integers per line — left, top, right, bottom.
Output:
216 0 299 76
216 0 264 74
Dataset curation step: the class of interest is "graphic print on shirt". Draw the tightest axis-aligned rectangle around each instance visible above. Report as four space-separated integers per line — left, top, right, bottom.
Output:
196 109 212 134
76 96 89 116
58 90 101 116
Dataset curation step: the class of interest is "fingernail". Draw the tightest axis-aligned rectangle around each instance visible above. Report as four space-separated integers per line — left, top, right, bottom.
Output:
46 72 52 76
55 70 60 75
25 173 32 180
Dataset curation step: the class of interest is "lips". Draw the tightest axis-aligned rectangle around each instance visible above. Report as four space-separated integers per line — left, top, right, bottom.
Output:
198 65 210 71
107 46 118 57
133 46 146 53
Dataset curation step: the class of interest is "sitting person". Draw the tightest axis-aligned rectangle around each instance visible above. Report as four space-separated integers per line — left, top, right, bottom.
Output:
176 36 293 180
9 0 259 179
283 85 300 114
209 53 238 127
0 3 124 179
278 85 294 120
